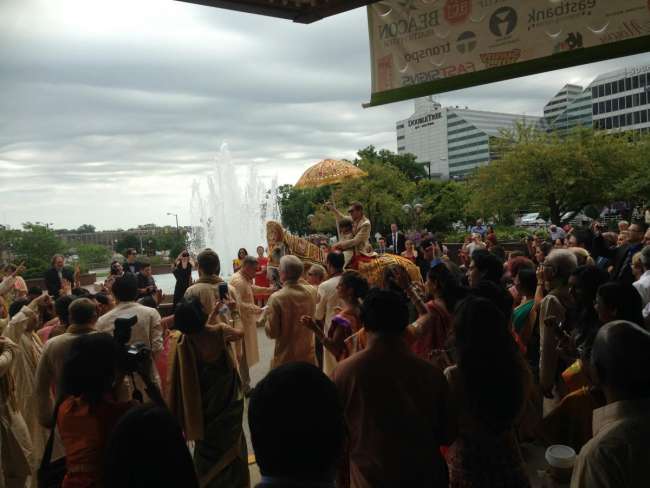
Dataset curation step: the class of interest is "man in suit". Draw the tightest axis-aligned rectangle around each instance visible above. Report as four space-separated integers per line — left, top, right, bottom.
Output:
122 248 141 275
377 237 388 255
43 254 74 298
592 220 648 286
387 223 406 255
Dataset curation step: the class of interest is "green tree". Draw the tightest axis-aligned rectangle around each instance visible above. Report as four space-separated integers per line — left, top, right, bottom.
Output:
356 145 428 181
77 244 111 270
8 223 66 279
76 224 96 233
415 179 471 231
277 184 330 235
115 234 140 255
311 160 416 235
613 133 650 210
466 126 635 225
155 231 188 258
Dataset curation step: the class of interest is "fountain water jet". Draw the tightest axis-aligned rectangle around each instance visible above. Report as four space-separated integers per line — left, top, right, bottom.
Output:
189 143 280 276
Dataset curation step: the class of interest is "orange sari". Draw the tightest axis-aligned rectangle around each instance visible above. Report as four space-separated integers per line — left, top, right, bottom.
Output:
57 395 132 488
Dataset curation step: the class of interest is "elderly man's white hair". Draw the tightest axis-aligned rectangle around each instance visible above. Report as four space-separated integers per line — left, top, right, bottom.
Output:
280 255 304 281
546 249 578 282
308 264 326 280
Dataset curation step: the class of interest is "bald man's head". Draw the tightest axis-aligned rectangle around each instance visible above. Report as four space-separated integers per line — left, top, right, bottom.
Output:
592 321 650 401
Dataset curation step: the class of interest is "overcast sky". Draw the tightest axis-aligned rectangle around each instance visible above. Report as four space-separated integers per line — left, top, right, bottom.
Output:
1 0 648 231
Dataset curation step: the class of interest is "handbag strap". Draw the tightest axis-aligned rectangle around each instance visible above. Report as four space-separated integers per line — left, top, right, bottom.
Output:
40 402 61 470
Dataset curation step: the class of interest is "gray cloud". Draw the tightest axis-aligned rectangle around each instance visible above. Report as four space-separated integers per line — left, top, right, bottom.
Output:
1 0 648 230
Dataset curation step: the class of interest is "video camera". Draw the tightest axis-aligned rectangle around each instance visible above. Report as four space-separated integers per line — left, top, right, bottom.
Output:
113 315 150 374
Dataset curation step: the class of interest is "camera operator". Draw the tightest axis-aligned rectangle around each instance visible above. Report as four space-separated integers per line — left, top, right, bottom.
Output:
55 333 164 487
96 274 162 401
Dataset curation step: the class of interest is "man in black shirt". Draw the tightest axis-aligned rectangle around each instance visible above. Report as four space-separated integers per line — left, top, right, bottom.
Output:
123 248 141 275
43 254 75 298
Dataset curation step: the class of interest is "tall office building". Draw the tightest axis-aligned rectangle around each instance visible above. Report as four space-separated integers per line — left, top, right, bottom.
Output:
396 97 542 179
590 64 650 133
396 64 650 179
544 84 584 124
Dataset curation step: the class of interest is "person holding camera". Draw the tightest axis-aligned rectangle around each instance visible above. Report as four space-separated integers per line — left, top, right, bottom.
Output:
55 332 164 488
136 262 159 302
96 274 163 401
168 296 248 488
172 250 194 309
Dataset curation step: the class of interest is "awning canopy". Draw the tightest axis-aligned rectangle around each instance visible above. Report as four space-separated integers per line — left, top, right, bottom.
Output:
177 0 380 23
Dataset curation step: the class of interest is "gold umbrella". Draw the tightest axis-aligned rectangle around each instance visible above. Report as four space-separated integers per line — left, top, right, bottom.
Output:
294 159 367 189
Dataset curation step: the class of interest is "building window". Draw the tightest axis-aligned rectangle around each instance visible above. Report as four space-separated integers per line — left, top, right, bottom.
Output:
612 82 619 94
641 92 647 105
642 110 648 124
606 117 612 129
599 101 605 113
613 116 620 128
627 113 633 125
634 111 641 124
633 76 639 89
397 146 405 151
606 100 612 113
397 135 405 140
592 103 598 115
641 75 647 87
620 96 626 109
620 114 626 127
605 83 612 96
396 124 404 129
634 93 640 107
613 98 619 111
598 85 605 97
626 77 632 91
626 95 632 107
619 79 625 92
592 86 598 99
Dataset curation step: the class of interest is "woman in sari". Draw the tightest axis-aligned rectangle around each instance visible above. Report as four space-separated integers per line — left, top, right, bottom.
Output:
301 271 368 362
168 296 249 488
445 296 531 488
400 240 418 263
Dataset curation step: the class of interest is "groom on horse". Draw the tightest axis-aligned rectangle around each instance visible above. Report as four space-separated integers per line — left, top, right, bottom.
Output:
328 201 374 270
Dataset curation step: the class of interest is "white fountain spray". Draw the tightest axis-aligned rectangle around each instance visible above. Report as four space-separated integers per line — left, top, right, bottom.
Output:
189 143 280 276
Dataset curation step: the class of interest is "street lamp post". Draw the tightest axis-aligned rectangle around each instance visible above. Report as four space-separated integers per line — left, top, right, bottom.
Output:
166 212 180 234
402 201 424 234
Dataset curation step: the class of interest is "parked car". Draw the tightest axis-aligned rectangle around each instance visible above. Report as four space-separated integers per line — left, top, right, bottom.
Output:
561 211 592 227
518 212 547 228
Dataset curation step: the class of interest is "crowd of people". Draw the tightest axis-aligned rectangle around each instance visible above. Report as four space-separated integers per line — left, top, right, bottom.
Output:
1 207 650 488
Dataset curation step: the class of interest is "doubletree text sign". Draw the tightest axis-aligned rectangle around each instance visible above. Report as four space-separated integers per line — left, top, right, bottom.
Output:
366 0 650 106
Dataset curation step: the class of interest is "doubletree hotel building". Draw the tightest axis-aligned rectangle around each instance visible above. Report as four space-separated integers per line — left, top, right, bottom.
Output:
398 64 650 180
395 97 542 179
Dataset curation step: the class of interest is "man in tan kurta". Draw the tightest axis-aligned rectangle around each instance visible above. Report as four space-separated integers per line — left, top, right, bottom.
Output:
2 293 50 482
330 201 373 258
0 336 32 488
264 256 317 369
35 298 98 428
229 256 273 394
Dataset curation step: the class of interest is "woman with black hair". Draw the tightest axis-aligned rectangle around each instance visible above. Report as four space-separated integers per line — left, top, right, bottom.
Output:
104 404 198 488
168 296 248 488
301 270 369 362
595 282 644 327
445 296 531 487
56 333 163 488
172 250 194 309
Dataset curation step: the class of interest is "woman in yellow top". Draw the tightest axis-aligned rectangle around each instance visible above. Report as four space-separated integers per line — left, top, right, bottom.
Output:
232 248 248 274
